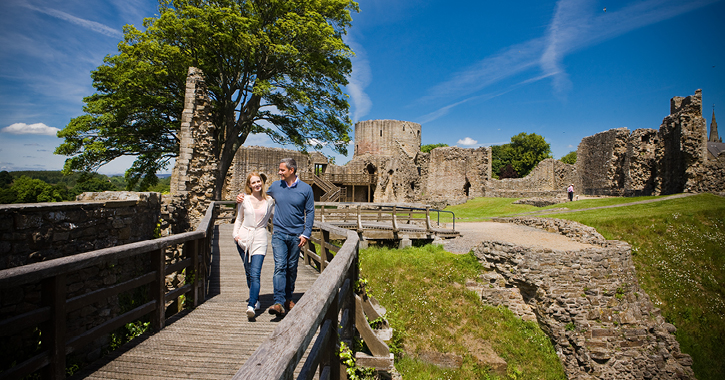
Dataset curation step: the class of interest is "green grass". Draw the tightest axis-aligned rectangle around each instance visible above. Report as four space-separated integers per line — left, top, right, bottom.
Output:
359 245 565 380
440 197 538 222
443 193 725 380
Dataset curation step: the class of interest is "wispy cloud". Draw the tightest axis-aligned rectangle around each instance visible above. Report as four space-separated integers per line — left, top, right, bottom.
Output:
344 34 372 123
419 0 720 122
20 2 123 38
2 123 60 136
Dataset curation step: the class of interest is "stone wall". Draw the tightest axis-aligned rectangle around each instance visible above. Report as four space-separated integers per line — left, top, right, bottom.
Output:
354 120 421 158
169 67 220 228
0 192 192 369
0 192 161 270
485 158 578 199
425 146 491 206
472 217 695 380
573 90 722 197
577 128 630 196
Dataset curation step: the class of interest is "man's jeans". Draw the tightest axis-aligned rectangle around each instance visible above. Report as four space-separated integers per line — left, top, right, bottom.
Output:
237 245 265 308
271 232 301 305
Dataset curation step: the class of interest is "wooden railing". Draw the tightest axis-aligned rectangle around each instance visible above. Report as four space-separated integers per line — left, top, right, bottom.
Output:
315 203 456 233
0 202 218 380
233 222 372 380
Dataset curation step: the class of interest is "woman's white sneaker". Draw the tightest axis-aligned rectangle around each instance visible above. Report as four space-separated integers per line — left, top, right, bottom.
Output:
247 306 256 320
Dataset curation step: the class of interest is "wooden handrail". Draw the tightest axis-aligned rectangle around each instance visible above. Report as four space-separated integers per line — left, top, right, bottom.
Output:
0 201 221 380
233 224 359 380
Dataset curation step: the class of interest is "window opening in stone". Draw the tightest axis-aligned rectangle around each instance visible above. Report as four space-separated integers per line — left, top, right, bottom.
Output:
463 179 471 196
380 130 382 137
366 163 377 175
410 182 415 190
642 135 650 143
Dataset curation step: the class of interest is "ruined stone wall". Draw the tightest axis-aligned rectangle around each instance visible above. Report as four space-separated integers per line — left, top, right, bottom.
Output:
373 144 420 204
425 146 491 207
169 67 219 228
485 159 578 199
625 129 659 196
577 128 630 196
225 146 320 198
0 193 161 270
656 90 708 194
473 217 695 380
354 120 421 158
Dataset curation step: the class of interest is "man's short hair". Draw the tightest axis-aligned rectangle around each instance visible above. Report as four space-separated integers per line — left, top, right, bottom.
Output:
280 158 297 174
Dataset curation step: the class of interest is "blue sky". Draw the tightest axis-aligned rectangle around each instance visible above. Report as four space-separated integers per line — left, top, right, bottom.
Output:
1 0 724 175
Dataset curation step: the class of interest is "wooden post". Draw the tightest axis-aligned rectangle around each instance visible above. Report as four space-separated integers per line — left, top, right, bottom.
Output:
391 205 398 233
425 206 432 234
42 274 66 380
150 248 166 331
320 286 340 380
356 205 363 232
320 205 326 223
321 229 332 272
189 239 200 308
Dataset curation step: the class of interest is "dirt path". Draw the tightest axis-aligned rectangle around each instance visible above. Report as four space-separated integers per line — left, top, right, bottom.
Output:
443 222 597 254
443 193 698 254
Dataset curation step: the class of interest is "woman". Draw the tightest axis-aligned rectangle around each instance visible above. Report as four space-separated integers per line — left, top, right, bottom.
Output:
233 172 275 320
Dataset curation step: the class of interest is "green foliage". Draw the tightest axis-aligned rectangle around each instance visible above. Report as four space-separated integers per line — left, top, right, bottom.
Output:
339 341 376 380
56 0 359 193
421 143 449 153
69 173 118 198
536 194 725 380
492 133 552 178
360 244 565 379
3 176 64 203
0 171 13 187
560 151 576 165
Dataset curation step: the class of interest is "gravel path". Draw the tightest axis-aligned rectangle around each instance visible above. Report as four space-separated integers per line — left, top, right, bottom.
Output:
443 221 597 254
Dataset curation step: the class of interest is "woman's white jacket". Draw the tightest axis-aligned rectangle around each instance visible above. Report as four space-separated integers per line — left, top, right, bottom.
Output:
232 196 275 260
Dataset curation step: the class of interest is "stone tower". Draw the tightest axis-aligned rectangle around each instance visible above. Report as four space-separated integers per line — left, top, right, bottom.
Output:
709 107 721 143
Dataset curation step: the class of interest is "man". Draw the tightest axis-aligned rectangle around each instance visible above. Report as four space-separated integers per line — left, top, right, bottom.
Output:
237 158 314 316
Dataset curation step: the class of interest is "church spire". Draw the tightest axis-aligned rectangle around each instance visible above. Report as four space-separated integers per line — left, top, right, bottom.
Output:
709 106 721 143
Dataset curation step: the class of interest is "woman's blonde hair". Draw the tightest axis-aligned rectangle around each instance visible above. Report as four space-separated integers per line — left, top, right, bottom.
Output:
244 172 268 198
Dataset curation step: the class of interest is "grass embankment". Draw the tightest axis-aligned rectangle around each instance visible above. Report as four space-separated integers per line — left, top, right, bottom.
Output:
359 245 565 380
435 193 724 380
535 193 725 380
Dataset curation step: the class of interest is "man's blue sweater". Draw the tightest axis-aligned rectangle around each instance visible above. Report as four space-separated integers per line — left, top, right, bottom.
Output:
267 177 315 237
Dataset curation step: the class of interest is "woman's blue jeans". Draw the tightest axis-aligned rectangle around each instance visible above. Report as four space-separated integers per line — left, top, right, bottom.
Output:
271 232 301 305
237 244 265 308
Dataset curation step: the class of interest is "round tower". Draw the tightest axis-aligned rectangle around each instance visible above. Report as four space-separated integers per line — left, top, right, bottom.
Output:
354 120 421 158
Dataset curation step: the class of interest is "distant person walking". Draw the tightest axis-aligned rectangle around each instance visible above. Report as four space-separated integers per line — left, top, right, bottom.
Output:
233 172 275 321
567 184 575 202
237 158 314 317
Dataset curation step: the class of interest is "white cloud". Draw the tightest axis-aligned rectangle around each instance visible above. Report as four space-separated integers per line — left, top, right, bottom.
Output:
1 123 60 136
344 34 372 123
20 3 123 39
420 0 718 109
457 137 478 146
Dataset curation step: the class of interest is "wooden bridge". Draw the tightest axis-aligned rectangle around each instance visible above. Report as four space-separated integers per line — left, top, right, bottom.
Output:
0 201 398 380
315 202 459 241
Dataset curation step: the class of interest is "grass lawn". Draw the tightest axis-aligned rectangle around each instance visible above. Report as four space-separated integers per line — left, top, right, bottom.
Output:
359 245 566 380
433 193 724 380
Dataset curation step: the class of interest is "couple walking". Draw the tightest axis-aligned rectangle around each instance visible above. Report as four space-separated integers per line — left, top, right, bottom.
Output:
232 158 315 321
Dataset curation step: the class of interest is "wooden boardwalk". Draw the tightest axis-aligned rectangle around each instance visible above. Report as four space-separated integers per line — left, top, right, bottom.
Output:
73 224 320 379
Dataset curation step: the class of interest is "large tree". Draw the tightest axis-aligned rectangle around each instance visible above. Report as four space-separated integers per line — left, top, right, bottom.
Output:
491 132 552 178
56 0 359 195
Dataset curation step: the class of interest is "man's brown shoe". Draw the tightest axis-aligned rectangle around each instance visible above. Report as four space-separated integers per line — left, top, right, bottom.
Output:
268 303 285 316
284 300 295 311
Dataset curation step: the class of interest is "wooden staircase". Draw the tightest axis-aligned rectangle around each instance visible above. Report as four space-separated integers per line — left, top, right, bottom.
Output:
312 174 345 202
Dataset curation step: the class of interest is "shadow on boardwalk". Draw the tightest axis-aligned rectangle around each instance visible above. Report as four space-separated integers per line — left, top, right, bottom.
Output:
72 224 320 379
